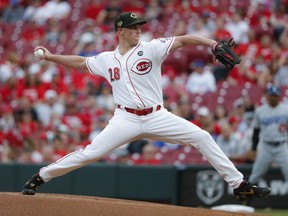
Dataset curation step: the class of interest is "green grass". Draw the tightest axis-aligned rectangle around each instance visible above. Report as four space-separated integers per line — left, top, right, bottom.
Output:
255 209 288 216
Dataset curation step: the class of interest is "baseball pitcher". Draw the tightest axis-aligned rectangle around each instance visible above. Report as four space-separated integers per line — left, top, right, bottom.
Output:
22 12 270 201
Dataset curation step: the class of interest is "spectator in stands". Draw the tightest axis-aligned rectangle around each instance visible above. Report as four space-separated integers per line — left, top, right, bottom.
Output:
185 59 216 94
95 84 115 112
225 11 249 44
269 2 287 42
32 61 59 84
0 52 25 83
32 0 71 25
279 23 288 49
187 17 212 38
61 95 83 130
0 76 18 103
153 140 180 151
192 106 216 137
44 18 66 46
73 20 100 56
237 111 255 163
195 0 217 17
127 139 149 154
229 94 255 136
213 104 228 126
2 1 24 23
247 0 272 29
162 66 188 106
172 96 194 121
104 143 130 164
52 133 70 161
252 55 272 86
84 0 105 21
213 104 229 137
213 16 232 41
240 94 255 118
0 105 14 134
0 20 3 38
216 122 249 163
216 122 241 155
17 67 46 101
161 0 182 17
88 115 109 142
200 10 216 34
34 89 65 128
173 19 187 36
20 20 45 43
23 0 42 22
14 96 39 124
9 107 39 163
96 0 122 31
76 42 99 57
17 138 41 164
132 142 161 165
256 34 274 62
274 51 288 87
226 59 258 86
228 115 242 136
122 0 145 16
0 0 9 16
0 142 18 163
41 144 55 163
43 66 68 97
0 143 10 163
144 0 162 21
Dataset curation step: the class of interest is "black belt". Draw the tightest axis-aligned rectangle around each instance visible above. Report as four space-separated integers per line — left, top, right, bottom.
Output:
265 141 286 146
117 105 161 116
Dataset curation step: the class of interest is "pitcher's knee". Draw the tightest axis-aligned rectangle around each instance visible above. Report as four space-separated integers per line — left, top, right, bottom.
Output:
197 129 213 139
192 130 215 145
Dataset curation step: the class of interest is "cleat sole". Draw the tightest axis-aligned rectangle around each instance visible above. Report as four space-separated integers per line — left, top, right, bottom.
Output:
22 189 36 195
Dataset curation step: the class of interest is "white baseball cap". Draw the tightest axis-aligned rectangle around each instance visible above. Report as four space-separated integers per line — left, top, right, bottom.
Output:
44 90 57 100
197 106 209 116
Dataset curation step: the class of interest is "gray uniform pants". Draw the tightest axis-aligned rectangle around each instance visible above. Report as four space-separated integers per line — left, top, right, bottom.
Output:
249 141 288 183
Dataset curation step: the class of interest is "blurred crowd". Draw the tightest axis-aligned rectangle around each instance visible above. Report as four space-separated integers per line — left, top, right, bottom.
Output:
0 0 288 165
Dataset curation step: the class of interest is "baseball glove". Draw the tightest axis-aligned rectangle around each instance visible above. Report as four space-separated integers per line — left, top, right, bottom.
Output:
211 38 241 70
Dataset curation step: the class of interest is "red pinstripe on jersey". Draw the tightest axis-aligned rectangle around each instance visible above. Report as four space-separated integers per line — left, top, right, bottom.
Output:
125 42 146 107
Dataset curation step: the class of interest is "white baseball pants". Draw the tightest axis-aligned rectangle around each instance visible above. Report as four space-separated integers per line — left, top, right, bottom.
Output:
40 108 244 189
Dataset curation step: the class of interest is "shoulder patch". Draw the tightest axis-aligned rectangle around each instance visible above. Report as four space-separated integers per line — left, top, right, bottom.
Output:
156 37 171 43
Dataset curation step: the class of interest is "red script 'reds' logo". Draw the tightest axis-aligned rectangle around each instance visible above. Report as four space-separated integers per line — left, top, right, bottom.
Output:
131 59 152 75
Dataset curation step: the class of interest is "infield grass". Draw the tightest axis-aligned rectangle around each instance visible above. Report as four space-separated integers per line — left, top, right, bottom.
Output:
255 208 288 216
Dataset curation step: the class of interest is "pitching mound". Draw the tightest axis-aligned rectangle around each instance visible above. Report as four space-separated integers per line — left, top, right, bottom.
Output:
0 193 263 216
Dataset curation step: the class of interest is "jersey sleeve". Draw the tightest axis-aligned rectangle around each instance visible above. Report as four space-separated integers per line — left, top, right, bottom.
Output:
150 37 175 64
86 54 106 77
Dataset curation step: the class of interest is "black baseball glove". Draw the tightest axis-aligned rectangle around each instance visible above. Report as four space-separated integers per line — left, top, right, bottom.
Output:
211 38 241 70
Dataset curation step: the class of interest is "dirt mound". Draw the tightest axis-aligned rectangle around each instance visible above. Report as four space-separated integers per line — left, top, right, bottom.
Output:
0 193 263 216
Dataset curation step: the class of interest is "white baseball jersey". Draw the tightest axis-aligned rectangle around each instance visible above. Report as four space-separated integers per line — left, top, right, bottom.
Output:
86 37 175 109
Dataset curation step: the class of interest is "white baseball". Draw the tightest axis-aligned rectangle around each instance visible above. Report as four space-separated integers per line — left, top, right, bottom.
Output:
34 49 44 58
